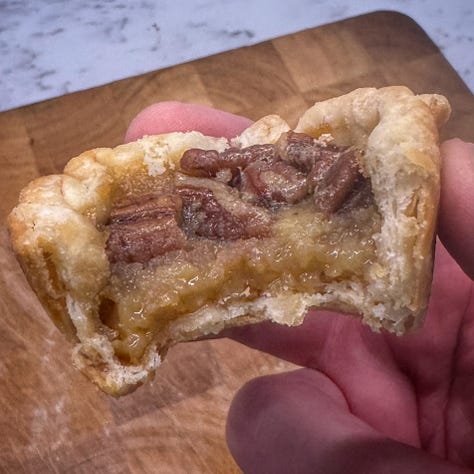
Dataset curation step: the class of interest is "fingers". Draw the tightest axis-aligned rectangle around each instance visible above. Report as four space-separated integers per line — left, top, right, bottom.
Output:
124 101 253 142
438 138 474 280
227 369 470 474
227 312 421 447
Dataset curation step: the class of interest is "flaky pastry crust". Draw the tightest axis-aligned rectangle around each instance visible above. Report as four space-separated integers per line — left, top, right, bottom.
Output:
8 87 450 395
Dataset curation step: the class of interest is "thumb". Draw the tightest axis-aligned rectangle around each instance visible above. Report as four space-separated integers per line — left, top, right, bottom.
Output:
226 369 469 474
438 139 474 280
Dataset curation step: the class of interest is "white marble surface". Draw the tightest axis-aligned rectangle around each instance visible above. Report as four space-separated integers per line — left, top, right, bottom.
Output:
1 0 473 112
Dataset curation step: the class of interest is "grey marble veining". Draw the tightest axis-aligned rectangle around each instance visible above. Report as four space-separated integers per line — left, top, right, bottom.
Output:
0 0 472 112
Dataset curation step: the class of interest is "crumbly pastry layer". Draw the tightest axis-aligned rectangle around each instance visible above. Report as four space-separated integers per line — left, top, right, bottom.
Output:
8 87 450 395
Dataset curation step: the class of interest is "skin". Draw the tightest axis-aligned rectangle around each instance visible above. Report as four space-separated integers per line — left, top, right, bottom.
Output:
126 102 474 473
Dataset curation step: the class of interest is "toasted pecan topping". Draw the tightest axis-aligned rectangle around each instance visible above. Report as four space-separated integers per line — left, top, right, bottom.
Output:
182 131 368 211
106 132 372 264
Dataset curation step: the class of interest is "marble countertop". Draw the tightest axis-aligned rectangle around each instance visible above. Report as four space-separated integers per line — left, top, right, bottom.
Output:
1 0 472 112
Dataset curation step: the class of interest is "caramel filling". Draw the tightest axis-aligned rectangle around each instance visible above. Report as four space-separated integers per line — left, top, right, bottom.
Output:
100 132 381 364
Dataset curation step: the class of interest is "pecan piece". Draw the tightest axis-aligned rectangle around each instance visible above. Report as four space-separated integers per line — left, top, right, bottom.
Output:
310 148 363 215
241 160 308 206
177 183 271 240
180 144 276 179
106 194 186 264
177 185 245 240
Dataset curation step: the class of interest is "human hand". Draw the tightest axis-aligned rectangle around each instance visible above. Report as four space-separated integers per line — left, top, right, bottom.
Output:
126 103 474 473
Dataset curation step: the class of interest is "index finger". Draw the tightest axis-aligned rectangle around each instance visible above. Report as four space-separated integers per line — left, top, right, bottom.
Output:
125 101 253 142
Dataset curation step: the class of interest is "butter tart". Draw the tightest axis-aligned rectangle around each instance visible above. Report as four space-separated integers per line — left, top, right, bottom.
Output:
8 87 450 395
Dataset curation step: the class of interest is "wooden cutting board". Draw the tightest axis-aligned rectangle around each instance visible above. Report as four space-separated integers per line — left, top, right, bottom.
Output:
1 11 473 473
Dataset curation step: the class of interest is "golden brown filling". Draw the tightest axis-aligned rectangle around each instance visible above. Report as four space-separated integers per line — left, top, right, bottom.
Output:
99 132 381 364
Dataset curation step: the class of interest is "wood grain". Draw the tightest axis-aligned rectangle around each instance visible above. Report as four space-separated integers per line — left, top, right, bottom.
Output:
0 11 473 473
